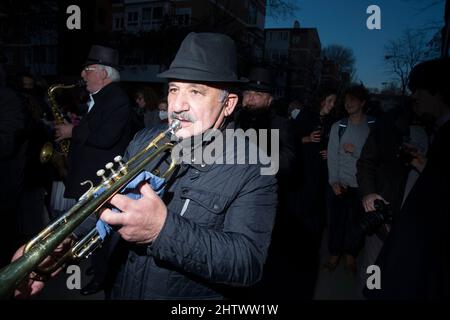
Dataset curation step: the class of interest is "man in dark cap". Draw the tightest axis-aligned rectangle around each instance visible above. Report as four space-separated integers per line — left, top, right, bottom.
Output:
15 33 277 300
53 44 133 295
236 66 297 178
235 66 299 299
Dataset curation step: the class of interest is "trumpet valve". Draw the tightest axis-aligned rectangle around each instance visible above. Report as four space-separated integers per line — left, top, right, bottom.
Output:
114 155 128 175
96 169 107 182
106 162 120 181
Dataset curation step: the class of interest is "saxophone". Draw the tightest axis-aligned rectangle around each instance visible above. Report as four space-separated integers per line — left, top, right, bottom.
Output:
40 80 85 178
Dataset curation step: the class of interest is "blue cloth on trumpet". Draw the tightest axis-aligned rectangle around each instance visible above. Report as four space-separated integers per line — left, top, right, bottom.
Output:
95 171 166 240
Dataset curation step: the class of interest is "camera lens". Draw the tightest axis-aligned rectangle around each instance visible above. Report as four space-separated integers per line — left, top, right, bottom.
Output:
360 200 392 235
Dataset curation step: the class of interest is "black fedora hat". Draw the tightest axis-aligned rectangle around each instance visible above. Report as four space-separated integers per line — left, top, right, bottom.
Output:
158 32 244 83
83 45 121 70
244 67 274 93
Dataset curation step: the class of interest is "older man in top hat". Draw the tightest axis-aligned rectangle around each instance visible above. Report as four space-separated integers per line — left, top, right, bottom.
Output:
15 33 277 300
54 44 133 295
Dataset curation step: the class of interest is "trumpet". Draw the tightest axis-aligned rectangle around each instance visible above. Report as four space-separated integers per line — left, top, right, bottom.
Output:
0 120 181 299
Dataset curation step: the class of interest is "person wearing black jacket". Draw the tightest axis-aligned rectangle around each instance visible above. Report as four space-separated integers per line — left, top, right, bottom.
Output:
55 45 132 199
364 58 450 299
53 45 133 296
355 101 429 296
0 58 28 268
234 66 299 299
292 87 338 250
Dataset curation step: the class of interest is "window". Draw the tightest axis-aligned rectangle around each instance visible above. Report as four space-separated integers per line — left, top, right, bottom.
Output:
142 7 152 22
153 7 163 20
113 14 124 30
271 51 279 61
33 47 46 64
175 8 191 26
127 11 138 26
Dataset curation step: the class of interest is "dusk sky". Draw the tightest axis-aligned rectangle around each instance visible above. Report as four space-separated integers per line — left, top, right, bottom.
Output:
265 0 445 89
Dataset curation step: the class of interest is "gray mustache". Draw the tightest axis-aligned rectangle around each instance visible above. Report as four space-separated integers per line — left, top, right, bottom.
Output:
170 112 196 123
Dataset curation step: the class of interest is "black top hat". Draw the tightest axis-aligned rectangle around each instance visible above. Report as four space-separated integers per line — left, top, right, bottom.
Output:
158 32 244 83
244 67 274 93
83 45 121 70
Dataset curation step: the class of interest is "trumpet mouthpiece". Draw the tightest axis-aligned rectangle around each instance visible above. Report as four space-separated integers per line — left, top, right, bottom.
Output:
168 120 181 134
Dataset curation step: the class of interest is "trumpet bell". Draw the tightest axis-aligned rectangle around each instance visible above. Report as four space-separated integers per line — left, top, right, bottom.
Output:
40 142 54 164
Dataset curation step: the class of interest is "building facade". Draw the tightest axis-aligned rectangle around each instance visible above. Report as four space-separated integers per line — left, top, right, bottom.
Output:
265 21 322 102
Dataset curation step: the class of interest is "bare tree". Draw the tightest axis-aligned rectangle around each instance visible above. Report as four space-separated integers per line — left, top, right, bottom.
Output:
266 0 300 20
384 29 439 95
402 0 448 56
322 44 356 81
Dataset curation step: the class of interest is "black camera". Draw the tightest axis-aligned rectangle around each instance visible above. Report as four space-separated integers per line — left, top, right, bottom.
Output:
360 199 393 235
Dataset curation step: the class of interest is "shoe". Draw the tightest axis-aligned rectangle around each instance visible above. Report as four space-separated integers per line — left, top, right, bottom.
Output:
344 255 357 275
323 255 340 271
80 280 103 295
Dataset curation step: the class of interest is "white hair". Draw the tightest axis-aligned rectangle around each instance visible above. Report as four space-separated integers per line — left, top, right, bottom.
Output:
98 65 120 82
218 89 229 103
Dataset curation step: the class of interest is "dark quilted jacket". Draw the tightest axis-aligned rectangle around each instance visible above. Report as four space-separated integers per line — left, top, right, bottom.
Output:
107 123 278 299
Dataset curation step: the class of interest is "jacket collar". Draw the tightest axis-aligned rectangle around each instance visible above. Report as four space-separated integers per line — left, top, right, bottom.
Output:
91 82 118 104
177 120 235 172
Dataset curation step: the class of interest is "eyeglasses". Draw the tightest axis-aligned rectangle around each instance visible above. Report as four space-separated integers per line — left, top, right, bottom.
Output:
83 67 97 73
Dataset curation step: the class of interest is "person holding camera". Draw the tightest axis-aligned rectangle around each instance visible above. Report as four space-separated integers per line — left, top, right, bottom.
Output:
364 58 450 299
355 100 428 296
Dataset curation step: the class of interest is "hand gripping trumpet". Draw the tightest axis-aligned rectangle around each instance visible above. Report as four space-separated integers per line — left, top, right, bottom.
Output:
0 120 181 299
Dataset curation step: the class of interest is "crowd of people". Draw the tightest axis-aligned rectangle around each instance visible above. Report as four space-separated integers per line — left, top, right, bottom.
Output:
0 32 448 300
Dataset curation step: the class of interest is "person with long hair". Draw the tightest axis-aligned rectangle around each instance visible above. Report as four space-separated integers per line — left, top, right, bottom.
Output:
293 86 338 249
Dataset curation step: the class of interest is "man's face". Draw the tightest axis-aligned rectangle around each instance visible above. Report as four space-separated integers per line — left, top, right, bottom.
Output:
167 81 238 139
411 89 441 119
81 64 107 93
242 90 273 110
345 94 365 115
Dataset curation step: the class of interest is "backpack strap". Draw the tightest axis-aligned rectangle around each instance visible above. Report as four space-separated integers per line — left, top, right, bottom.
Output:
367 116 376 128
338 116 376 142
338 118 348 141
